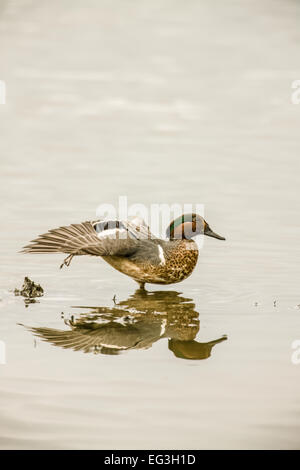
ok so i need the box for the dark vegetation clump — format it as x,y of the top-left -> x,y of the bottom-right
14,277 -> 44,301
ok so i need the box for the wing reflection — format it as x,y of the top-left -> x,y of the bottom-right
23,290 -> 227,360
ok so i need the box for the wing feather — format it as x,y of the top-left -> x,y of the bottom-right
21,219 -> 153,258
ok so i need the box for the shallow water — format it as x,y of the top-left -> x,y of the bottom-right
1,0 -> 300,449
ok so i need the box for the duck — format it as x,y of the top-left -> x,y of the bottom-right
22,213 -> 225,289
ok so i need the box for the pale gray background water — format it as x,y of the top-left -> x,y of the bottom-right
1,0 -> 300,449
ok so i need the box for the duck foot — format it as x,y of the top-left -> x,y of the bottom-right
60,254 -> 74,269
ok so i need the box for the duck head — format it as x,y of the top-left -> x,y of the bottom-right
166,213 -> 225,241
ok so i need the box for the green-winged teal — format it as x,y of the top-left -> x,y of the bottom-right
22,213 -> 225,289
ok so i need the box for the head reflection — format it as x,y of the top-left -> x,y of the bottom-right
23,290 -> 227,360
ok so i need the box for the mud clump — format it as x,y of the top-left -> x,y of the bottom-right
14,277 -> 44,302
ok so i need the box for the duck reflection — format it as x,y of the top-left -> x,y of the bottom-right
24,290 -> 227,360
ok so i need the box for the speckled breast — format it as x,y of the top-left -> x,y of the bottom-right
102,240 -> 199,285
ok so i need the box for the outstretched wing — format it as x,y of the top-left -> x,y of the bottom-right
126,216 -> 157,240
22,219 -> 155,258
92,216 -> 156,241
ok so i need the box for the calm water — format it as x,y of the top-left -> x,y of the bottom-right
1,0 -> 300,449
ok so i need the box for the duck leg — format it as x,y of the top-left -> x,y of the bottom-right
60,254 -> 74,269
138,281 -> 145,290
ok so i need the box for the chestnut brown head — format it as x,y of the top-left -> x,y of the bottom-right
166,213 -> 225,241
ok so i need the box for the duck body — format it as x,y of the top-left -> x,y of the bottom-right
103,238 -> 198,285
22,213 -> 224,289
